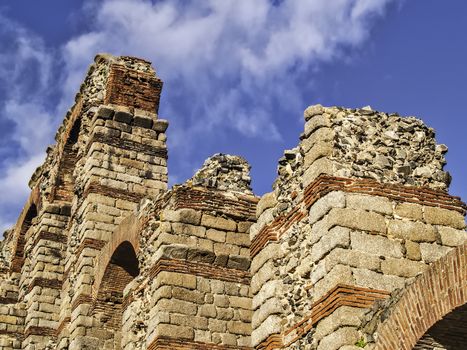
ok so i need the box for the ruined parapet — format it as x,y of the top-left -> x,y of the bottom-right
113,154 -> 258,349
190,153 -> 253,194
250,105 -> 466,349
300,105 -> 450,190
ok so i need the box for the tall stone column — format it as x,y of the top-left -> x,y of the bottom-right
250,105 -> 466,349
56,56 -> 169,349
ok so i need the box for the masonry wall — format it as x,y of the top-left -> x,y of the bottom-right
250,106 -> 467,349
0,55 -> 465,350
119,155 -> 257,349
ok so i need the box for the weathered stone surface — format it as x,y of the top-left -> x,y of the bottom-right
346,193 -> 393,215
419,243 -> 453,263
317,326 -> 360,350
381,257 -> 428,277
394,203 -> 423,221
201,214 -> 237,231
438,226 -> 467,246
309,191 -> 346,225
388,219 -> 437,242
350,231 -> 403,258
328,208 -> 386,234
423,206 -> 466,229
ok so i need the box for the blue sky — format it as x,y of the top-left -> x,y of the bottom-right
0,0 -> 466,232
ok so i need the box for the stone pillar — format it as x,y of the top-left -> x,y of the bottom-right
58,57 -> 168,349
250,105 -> 467,349
122,155 -> 257,349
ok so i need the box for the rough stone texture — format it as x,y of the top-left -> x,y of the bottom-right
0,56 -> 466,350
189,153 -> 253,195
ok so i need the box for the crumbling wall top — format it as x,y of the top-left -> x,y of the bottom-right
188,153 -> 253,195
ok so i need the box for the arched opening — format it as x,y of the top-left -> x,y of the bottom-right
414,303 -> 467,349
10,204 -> 38,273
53,118 -> 81,201
93,241 -> 139,348
373,243 -> 467,350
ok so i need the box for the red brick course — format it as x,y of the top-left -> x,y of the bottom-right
105,63 -> 163,113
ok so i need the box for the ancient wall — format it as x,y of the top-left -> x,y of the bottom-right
0,55 -> 465,350
250,106 -> 466,349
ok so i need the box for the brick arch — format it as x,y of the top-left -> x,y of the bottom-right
92,214 -> 142,299
374,242 -> 467,350
9,187 -> 41,273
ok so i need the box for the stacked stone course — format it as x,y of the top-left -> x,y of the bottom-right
0,55 -> 465,350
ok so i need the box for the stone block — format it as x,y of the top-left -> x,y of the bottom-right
155,323 -> 194,340
256,192 -> 277,219
252,280 -> 282,310
327,248 -> 381,272
314,306 -> 366,341
328,208 -> 386,234
252,297 -> 282,329
229,296 -> 251,310
420,243 -> 452,263
352,268 -> 405,292
314,265 -> 354,301
198,304 -> 217,318
227,255 -> 250,270
152,119 -> 169,132
381,257 -> 427,277
114,110 -> 133,124
201,214 -> 237,231
171,314 -> 208,329
309,191 -> 346,225
206,228 -> 226,243
226,232 -> 250,247
317,326 -> 360,350
387,219 -> 437,242
162,208 -> 202,225
303,140 -> 333,162
350,231 -> 403,258
405,240 -> 421,261
394,203 -> 423,221
304,104 -> 324,121
423,206 -> 466,229
251,314 -> 282,346
311,227 -> 350,262
304,113 -> 331,137
157,271 -> 197,289
171,222 -> 206,238
133,115 -> 153,129
303,157 -> 334,187
156,298 -> 197,316
228,320 -> 251,335
346,193 -> 393,215
238,221 -> 253,233
96,106 -> 114,119
251,260 -> 275,295
438,226 -> 467,246
208,318 -> 226,332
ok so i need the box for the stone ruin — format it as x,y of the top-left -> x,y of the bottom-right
0,54 -> 465,350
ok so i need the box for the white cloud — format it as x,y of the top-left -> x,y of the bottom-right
62,0 -> 397,143
0,0 -> 398,231
0,14 -> 56,233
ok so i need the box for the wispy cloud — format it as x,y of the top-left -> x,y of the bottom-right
0,0 -> 397,231
0,14 -> 58,232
